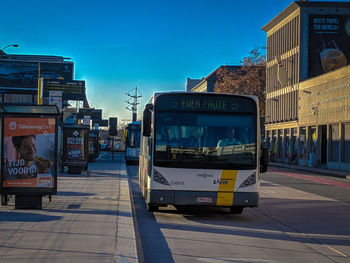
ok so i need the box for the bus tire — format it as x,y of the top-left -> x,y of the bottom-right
68,166 -> 82,174
147,203 -> 158,212
230,207 -> 244,214
175,205 -> 187,212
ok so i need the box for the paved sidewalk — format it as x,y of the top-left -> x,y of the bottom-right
269,162 -> 350,179
0,158 -> 138,263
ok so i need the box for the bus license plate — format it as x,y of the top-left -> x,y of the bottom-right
196,197 -> 212,203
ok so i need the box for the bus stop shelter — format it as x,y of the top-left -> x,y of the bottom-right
0,104 -> 59,209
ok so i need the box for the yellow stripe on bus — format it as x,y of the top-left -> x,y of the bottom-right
216,170 -> 238,206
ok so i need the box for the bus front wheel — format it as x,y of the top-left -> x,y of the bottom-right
147,203 -> 159,212
230,207 -> 244,214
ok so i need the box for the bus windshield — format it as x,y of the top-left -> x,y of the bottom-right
126,125 -> 141,148
154,112 -> 256,169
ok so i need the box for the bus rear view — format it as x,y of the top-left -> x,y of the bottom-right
139,92 -> 268,213
125,121 -> 141,164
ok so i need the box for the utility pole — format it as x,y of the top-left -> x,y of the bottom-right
125,86 -> 142,122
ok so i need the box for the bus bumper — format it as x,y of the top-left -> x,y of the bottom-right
148,190 -> 259,207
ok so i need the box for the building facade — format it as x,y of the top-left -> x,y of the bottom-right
263,1 -> 350,171
185,78 -> 202,92
0,53 -> 74,104
191,66 -> 241,92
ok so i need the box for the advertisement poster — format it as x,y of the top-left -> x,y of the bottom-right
2,117 -> 56,188
0,60 -> 73,88
308,15 -> 350,78
43,79 -> 86,101
64,129 -> 85,162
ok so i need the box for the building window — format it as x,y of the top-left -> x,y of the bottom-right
277,129 -> 282,159
284,128 -> 290,159
299,127 -> 306,159
4,94 -> 33,103
331,124 -> 339,162
343,123 -> 350,162
310,126 -> 316,154
291,128 -> 297,163
266,130 -> 271,148
271,130 -> 277,161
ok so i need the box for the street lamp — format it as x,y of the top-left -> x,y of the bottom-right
1,44 -> 19,51
0,44 -> 19,54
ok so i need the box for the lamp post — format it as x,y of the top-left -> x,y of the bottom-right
0,44 -> 19,54
0,43 -> 19,205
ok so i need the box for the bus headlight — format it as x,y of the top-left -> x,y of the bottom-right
153,169 -> 170,186
239,172 -> 256,188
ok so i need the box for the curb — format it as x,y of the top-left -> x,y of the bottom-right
115,162 -> 139,263
127,168 -> 145,263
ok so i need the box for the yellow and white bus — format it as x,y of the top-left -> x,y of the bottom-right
139,92 -> 268,213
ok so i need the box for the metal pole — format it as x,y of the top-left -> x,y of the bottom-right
125,86 -> 142,122
133,87 -> 137,121
37,62 -> 42,105
1,194 -> 8,206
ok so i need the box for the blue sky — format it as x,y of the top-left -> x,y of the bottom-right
0,0 -> 335,123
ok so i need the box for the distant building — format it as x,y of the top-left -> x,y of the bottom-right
0,53 -> 74,104
0,52 -> 89,108
191,66 -> 241,92
263,1 -> 350,171
185,78 -> 202,91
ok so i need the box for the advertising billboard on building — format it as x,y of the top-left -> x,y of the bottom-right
2,117 -> 57,190
308,15 -> 350,78
0,60 -> 73,89
43,79 -> 85,101
78,108 -> 102,121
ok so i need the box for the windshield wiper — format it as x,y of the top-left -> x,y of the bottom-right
182,152 -> 214,161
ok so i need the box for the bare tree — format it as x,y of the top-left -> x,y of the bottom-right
215,47 -> 266,115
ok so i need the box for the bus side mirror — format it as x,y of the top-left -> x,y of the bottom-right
260,147 -> 269,173
142,104 -> 153,137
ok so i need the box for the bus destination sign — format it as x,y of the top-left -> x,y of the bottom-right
156,94 -> 256,113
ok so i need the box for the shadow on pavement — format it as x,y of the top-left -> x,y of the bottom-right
127,164 -> 350,255
43,208 -> 132,217
179,197 -> 350,248
0,211 -> 62,222
157,219 -> 350,247
57,191 -> 95,197
127,165 -> 175,263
